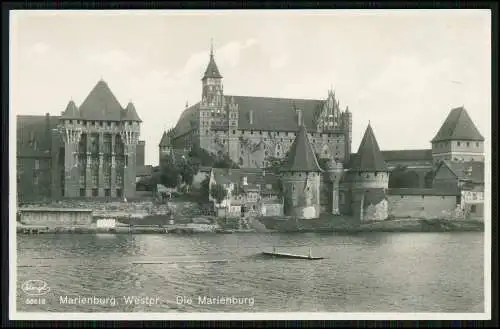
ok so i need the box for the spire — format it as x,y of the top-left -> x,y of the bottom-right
122,101 -> 142,122
210,37 -> 214,57
202,39 -> 223,80
61,100 -> 80,119
281,125 -> 322,173
349,123 -> 388,172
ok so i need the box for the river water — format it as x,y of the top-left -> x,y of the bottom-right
16,232 -> 484,313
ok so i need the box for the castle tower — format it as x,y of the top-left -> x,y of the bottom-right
59,79 -> 140,199
324,158 -> 344,215
199,40 -> 225,151
159,129 -> 173,165
431,106 -> 485,164
120,101 -> 142,199
342,106 -> 352,165
343,123 -> 389,221
59,100 -> 83,197
280,125 -> 323,219
227,96 -> 240,163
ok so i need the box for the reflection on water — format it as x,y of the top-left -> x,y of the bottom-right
16,232 -> 484,313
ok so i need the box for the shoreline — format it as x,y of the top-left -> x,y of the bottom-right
17,218 -> 484,235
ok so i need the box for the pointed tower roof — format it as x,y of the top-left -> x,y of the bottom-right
280,125 -> 322,172
122,101 -> 142,122
202,43 -> 223,80
61,100 -> 80,119
159,131 -> 171,147
79,80 -> 124,121
431,106 -> 484,142
349,123 -> 388,172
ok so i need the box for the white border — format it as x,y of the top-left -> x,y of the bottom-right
9,9 -> 492,321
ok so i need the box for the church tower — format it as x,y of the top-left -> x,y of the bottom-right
199,40 -> 225,152
280,125 -> 323,219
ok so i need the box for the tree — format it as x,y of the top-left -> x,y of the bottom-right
213,154 -> 239,169
158,155 -> 180,188
210,183 -> 228,206
388,165 -> 421,188
424,170 -> 435,188
265,155 -> 287,174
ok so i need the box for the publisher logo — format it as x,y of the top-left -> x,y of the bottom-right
21,280 -> 50,296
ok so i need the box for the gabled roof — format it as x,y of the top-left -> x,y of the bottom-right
381,149 -> 433,162
122,102 -> 142,122
281,125 -> 322,172
211,168 -> 280,192
431,107 -> 484,142
159,131 -> 171,147
61,100 -> 80,119
78,80 -> 124,121
202,52 -> 222,79
437,160 -> 484,184
349,124 -> 388,172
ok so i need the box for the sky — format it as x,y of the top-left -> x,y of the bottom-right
10,10 -> 491,166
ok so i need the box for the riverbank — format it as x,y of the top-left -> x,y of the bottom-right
17,218 -> 483,235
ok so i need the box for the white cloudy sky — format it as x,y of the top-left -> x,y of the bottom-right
11,10 -> 490,166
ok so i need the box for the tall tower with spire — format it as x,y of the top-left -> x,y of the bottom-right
199,40 -> 226,153
280,125 -> 323,219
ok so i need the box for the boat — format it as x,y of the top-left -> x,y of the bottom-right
260,246 -> 324,260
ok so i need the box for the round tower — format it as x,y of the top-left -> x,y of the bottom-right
280,125 -> 323,219
120,101 -> 142,200
346,123 -> 389,222
59,100 -> 83,198
325,158 -> 344,215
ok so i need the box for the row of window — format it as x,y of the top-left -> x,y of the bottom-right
77,188 -> 123,198
64,120 -> 136,127
436,141 -> 481,148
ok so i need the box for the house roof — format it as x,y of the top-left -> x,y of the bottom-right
78,80 -> 124,121
281,125 -> 322,172
61,100 -> 80,119
122,102 -> 142,122
172,94 -> 340,138
349,124 -> 388,172
136,165 -> 153,177
387,187 -> 460,196
439,160 -> 484,184
202,51 -> 223,79
381,149 -> 433,162
212,168 -> 280,192
431,107 -> 484,142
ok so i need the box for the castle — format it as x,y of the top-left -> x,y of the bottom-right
160,45 -> 352,169
163,45 -> 486,221
16,80 -> 145,201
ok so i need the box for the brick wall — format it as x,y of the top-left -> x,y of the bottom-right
387,194 -> 458,219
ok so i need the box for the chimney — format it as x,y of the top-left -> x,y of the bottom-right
249,110 -> 254,125
297,109 -> 303,126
